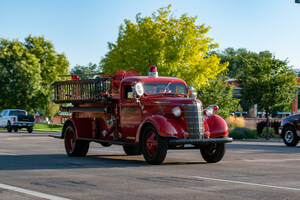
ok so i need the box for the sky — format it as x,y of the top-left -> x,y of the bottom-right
0,0 -> 299,70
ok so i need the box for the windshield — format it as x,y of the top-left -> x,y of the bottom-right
144,82 -> 187,95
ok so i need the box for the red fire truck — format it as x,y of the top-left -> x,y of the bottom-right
50,66 -> 232,164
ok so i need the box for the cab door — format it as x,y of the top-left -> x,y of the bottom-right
120,85 -> 142,142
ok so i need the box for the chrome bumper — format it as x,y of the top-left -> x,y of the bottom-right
168,137 -> 233,145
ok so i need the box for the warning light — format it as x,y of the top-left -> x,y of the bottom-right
148,66 -> 158,77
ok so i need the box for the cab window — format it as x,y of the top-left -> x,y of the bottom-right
123,85 -> 133,99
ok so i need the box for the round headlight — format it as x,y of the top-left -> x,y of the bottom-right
205,106 -> 214,117
172,107 -> 181,117
133,82 -> 144,97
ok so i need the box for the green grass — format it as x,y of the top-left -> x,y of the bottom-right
33,124 -> 63,132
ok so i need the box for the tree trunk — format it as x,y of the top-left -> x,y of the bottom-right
266,109 -> 269,140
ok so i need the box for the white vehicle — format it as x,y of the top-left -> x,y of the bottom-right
0,109 -> 35,133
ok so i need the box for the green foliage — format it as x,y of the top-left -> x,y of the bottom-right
198,73 -> 240,118
237,55 -> 297,120
70,63 -> 100,79
100,5 -> 228,90
261,127 -> 276,138
229,131 -> 246,139
210,47 -> 273,79
0,35 -> 69,117
229,127 -> 258,139
246,130 -> 258,139
34,124 -> 63,132
256,120 -> 281,135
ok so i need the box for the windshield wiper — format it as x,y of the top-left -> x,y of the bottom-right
163,81 -> 173,93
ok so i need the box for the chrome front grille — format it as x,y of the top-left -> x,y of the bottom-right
183,103 -> 205,139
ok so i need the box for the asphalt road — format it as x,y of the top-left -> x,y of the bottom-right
0,129 -> 300,200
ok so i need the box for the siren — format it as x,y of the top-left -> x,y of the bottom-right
148,66 -> 158,77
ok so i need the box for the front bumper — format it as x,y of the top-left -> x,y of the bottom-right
168,137 -> 233,145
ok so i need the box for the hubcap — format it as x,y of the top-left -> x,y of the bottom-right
145,131 -> 158,157
285,130 -> 294,143
66,130 -> 75,151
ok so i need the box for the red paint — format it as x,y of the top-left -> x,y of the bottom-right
205,115 -> 229,138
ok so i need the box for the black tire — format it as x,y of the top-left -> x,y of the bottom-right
200,143 -> 226,163
282,126 -> 299,147
27,127 -> 33,133
123,145 -> 142,155
64,124 -> 90,157
7,122 -> 12,132
141,126 -> 168,165
13,128 -> 18,132
100,142 -> 112,147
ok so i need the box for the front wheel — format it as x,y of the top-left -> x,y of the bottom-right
141,126 -> 168,165
64,124 -> 90,157
282,126 -> 299,147
200,143 -> 226,163
7,122 -> 12,132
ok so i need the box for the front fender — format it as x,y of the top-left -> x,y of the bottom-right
205,114 -> 229,138
135,115 -> 184,143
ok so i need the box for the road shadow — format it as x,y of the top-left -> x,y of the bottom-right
0,153 -> 205,170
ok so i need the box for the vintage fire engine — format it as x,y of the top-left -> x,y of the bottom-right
50,66 -> 232,164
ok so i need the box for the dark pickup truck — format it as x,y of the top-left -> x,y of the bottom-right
278,114 -> 300,146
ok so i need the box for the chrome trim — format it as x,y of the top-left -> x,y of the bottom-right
182,103 -> 204,139
169,137 -> 233,145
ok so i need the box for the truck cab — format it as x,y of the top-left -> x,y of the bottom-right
51,66 -> 232,164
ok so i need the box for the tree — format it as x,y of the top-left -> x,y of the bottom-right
210,47 -> 273,78
70,63 -> 100,79
100,5 -> 228,90
0,36 -> 69,117
198,73 -> 240,118
0,39 -> 41,113
237,56 -> 298,139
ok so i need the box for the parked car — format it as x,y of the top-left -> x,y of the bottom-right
278,114 -> 300,146
0,109 -> 35,133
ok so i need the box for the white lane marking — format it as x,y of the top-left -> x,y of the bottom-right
193,176 -> 300,192
0,152 -> 16,156
242,158 -> 300,162
0,183 -> 71,200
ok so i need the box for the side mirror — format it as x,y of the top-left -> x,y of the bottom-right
132,83 -> 144,98
128,92 -> 134,99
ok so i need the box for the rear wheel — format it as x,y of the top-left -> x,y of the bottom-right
283,126 -> 299,147
13,128 -> 18,132
27,127 -> 33,133
123,145 -> 142,155
64,124 -> 90,157
141,126 -> 168,165
7,122 -> 12,132
200,143 -> 226,163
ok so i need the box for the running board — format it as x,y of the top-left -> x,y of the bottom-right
49,133 -> 63,139
80,138 -> 138,146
